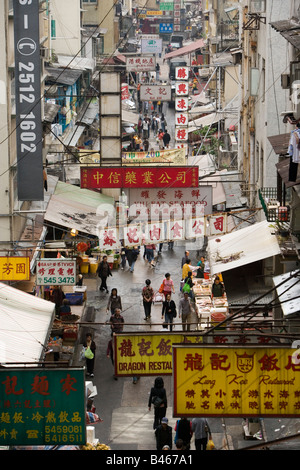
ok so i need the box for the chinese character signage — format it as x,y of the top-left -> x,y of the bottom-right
81,167 -> 198,189
175,113 -> 188,127
160,2 -> 174,11
121,83 -> 130,100
208,214 -> 227,236
37,259 -> 76,286
140,85 -> 171,102
175,67 -> 189,81
175,97 -> 189,112
175,128 -> 188,141
129,187 -> 213,220
114,333 -> 203,377
175,82 -> 189,96
126,56 -> 156,72
0,368 -> 86,446
0,257 -> 30,281
173,346 -> 300,417
159,22 -> 173,33
99,228 -> 120,250
122,147 -> 186,165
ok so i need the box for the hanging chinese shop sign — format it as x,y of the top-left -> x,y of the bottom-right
175,66 -> 189,81
126,56 -> 156,72
80,167 -> 198,189
175,97 -> 189,112
36,259 -> 76,286
173,346 -> 300,418
114,333 -> 203,377
122,147 -> 186,165
0,257 -> 30,281
175,82 -> 189,96
128,186 -> 213,220
140,84 -> 171,102
175,112 -> 188,127
0,368 -> 86,446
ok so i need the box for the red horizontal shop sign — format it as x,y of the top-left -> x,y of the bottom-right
80,167 -> 199,189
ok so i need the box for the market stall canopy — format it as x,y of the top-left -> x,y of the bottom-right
0,283 -> 55,366
207,220 -> 281,276
164,38 -> 206,60
273,270 -> 300,316
44,181 -> 115,236
122,109 -> 139,125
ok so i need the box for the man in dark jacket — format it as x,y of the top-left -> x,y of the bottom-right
155,417 -> 172,450
97,255 -> 112,293
162,129 -> 171,148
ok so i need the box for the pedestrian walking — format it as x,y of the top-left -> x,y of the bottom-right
196,256 -> 205,278
181,250 -> 190,268
143,138 -> 149,152
106,288 -> 122,315
178,292 -> 193,331
163,129 -> 171,149
146,243 -> 156,265
109,308 -> 124,334
142,279 -> 154,320
161,113 -> 166,132
106,335 -> 118,380
142,115 -> 150,139
97,255 -> 112,293
183,271 -> 195,299
148,376 -> 168,429
52,285 -> 65,317
191,417 -> 212,450
155,417 -> 172,451
174,417 -> 193,450
83,333 -> 96,377
156,62 -> 160,81
161,294 -> 177,331
120,246 -> 126,270
157,129 -> 164,149
160,272 -> 175,299
129,246 -> 139,273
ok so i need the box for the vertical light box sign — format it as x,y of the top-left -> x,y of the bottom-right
13,0 -> 44,201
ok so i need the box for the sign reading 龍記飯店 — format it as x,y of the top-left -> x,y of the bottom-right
173,346 -> 300,418
0,257 -> 30,281
114,333 -> 203,377
0,369 -> 86,446
36,259 -> 76,286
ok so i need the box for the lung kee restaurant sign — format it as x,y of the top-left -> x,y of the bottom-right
173,346 -> 300,418
80,167 -> 198,189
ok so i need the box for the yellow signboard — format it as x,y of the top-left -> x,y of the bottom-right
0,256 -> 30,281
173,346 -> 300,418
114,332 -> 203,377
122,147 -> 186,166
146,10 -> 163,15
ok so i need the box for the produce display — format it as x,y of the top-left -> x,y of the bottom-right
80,443 -> 111,450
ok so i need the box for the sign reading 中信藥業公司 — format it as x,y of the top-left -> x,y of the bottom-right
13,0 -> 44,201
114,333 -> 203,377
36,259 -> 76,286
140,84 -> 171,102
0,257 -> 30,281
0,368 -> 86,446
80,167 -> 198,189
173,345 -> 300,418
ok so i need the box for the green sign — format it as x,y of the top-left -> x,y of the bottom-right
160,2 -> 174,10
0,368 -> 86,446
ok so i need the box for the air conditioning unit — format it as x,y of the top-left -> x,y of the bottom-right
40,47 -> 50,60
292,81 -> 300,119
281,74 -> 290,89
251,0 -> 266,13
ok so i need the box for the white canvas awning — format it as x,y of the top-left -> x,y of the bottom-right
0,283 -> 55,366
188,112 -> 228,133
273,270 -> 300,316
207,220 -> 281,275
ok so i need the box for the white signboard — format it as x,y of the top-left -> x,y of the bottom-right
36,259 -> 76,286
141,38 -> 163,54
99,228 -> 120,250
140,84 -> 172,102
175,97 -> 189,112
175,66 -> 189,81
175,82 -> 189,96
126,56 -> 156,72
128,187 -> 212,221
175,112 -> 188,126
